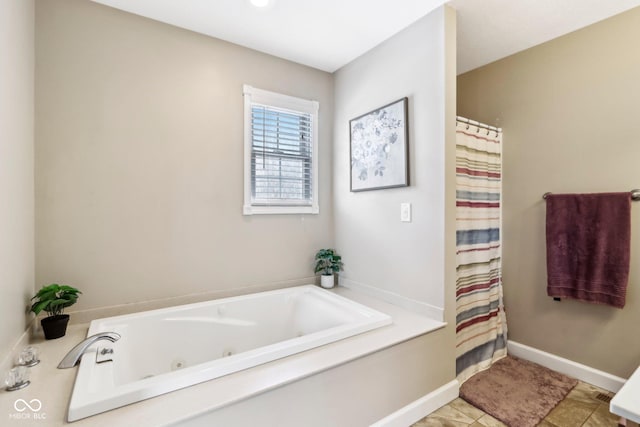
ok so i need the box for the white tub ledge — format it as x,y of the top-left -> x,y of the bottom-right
0,286 -> 446,427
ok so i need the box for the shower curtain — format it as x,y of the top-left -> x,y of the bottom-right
455,118 -> 507,384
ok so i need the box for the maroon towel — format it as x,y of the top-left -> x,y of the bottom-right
546,192 -> 631,308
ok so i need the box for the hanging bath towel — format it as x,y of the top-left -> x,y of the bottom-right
546,192 -> 631,308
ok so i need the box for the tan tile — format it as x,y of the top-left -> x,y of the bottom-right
584,381 -> 613,394
411,404 -> 475,427
475,413 -> 507,427
570,381 -> 614,402
412,416 -> 471,427
567,387 -> 601,405
537,421 -> 559,427
582,403 -> 621,427
587,383 -> 614,398
544,397 -> 598,427
449,398 -> 486,421
432,404 -> 476,423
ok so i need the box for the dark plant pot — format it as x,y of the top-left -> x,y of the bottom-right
41,314 -> 70,340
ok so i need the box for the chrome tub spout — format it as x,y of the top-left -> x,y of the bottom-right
58,332 -> 121,369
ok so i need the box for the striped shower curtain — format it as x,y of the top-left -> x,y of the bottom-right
455,118 -> 507,384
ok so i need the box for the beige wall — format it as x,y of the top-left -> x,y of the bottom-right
458,7 -> 640,378
35,0 -> 334,310
0,0 -> 35,363
334,7 -> 455,315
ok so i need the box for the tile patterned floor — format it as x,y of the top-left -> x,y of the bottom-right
412,381 -> 622,427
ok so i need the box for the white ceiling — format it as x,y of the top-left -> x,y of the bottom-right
91,0 -> 640,74
90,0 -> 446,72
451,0 -> 640,74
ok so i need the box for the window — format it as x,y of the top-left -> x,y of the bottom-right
243,85 -> 319,215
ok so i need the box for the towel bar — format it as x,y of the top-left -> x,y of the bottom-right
543,189 -> 640,201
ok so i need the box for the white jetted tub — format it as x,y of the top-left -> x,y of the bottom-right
67,285 -> 392,421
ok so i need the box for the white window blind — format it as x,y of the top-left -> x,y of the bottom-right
251,106 -> 312,204
243,85 -> 319,215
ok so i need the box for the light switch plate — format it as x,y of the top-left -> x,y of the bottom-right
400,203 -> 411,222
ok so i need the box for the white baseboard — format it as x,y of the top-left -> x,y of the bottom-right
371,380 -> 459,427
0,325 -> 32,379
508,341 -> 626,392
339,278 -> 444,322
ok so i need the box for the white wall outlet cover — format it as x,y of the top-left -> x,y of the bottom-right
400,203 -> 411,222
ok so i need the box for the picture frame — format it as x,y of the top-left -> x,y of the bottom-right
349,97 -> 409,192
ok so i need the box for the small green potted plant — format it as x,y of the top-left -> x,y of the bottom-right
31,284 -> 81,340
314,249 -> 343,289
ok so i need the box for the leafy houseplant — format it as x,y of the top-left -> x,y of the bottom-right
31,284 -> 81,340
314,249 -> 343,289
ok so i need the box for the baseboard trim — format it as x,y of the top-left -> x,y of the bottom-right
0,325 -> 32,380
508,341 -> 626,392
339,278 -> 444,322
371,380 -> 459,427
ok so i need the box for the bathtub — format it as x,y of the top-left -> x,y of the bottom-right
67,285 -> 392,421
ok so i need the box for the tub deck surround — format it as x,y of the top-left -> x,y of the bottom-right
68,286 -> 393,421
65,277 -> 318,325
0,286 -> 445,426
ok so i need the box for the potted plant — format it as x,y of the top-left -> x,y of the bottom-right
30,284 -> 81,340
314,249 -> 343,289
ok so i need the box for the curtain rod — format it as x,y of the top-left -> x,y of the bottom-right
456,116 -> 502,133
542,189 -> 640,201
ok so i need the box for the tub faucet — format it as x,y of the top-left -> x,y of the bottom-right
57,332 -> 121,369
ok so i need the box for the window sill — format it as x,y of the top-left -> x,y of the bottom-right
243,204 -> 319,215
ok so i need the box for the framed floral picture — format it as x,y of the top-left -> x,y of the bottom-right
349,97 -> 409,192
